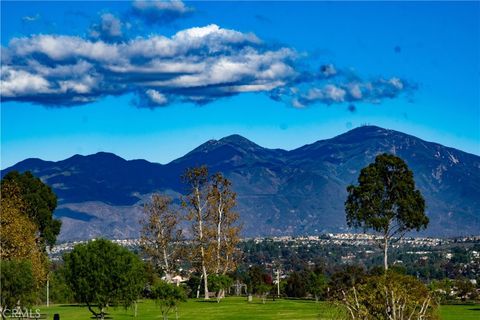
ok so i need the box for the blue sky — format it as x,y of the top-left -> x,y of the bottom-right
1,1 -> 479,169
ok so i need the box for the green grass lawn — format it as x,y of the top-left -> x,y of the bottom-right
37,297 -> 479,320
438,304 -> 480,320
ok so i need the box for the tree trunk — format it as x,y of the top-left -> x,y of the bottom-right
87,303 -> 100,319
383,235 -> 389,272
202,261 -> 209,299
163,247 -> 170,279
196,273 -> 203,299
216,201 -> 223,275
195,187 -> 209,299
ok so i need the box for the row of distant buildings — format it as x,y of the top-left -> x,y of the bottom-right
48,233 -> 479,260
248,233 -> 448,247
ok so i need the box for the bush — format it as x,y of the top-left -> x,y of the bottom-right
151,280 -> 186,320
340,271 -> 438,320
0,260 -> 36,309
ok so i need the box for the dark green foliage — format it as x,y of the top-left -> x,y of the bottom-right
285,271 -> 307,298
64,239 -> 145,319
450,247 -> 469,264
306,271 -> 328,301
150,280 -> 186,320
328,265 -> 366,300
246,265 -> 270,294
48,264 -> 75,304
346,153 -> 428,235
208,275 -> 233,294
345,154 -> 428,270
185,274 -> 202,298
256,283 -> 273,303
1,171 -> 61,248
0,260 -> 36,309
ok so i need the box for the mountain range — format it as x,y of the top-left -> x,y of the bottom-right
2,126 -> 479,241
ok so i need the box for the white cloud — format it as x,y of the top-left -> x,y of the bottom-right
133,0 -> 190,14
348,83 -> 363,99
1,25 -> 297,106
1,67 -> 52,97
145,89 -> 168,106
131,0 -> 193,25
90,13 -> 123,41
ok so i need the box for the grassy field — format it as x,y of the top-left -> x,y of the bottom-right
438,304 -> 480,320
37,297 -> 479,319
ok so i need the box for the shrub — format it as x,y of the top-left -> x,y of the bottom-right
340,271 -> 438,320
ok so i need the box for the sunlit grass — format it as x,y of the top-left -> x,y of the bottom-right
36,297 -> 479,319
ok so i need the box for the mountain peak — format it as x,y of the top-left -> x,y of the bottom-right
329,125 -> 397,144
2,126 -> 479,240
61,152 -> 126,164
343,125 -> 391,135
219,134 -> 261,148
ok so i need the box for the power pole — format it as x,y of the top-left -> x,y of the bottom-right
276,269 -> 280,297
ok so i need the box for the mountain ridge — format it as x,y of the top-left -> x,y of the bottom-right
3,126 -> 479,240
8,125 -> 479,168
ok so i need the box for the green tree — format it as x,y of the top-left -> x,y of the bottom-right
0,260 -> 36,313
48,264 -> 74,304
1,171 -> 61,249
208,274 -> 233,302
247,265 -> 266,294
328,266 -> 366,301
285,271 -> 307,298
306,272 -> 328,302
256,283 -> 272,304
150,280 -> 186,320
345,154 -> 428,271
0,179 -> 48,284
64,239 -> 145,319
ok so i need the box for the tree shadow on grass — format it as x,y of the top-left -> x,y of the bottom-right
194,300 -> 222,303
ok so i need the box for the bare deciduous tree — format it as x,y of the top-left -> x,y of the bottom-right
140,194 -> 182,280
183,166 -> 211,299
208,173 -> 239,275
208,173 -> 241,300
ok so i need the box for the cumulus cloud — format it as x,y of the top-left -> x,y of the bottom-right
144,89 -> 169,106
89,13 -> 123,42
1,19 -> 415,108
131,0 -> 193,25
291,76 -> 415,108
1,24 -> 296,106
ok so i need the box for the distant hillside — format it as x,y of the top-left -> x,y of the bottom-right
3,126 -> 479,240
